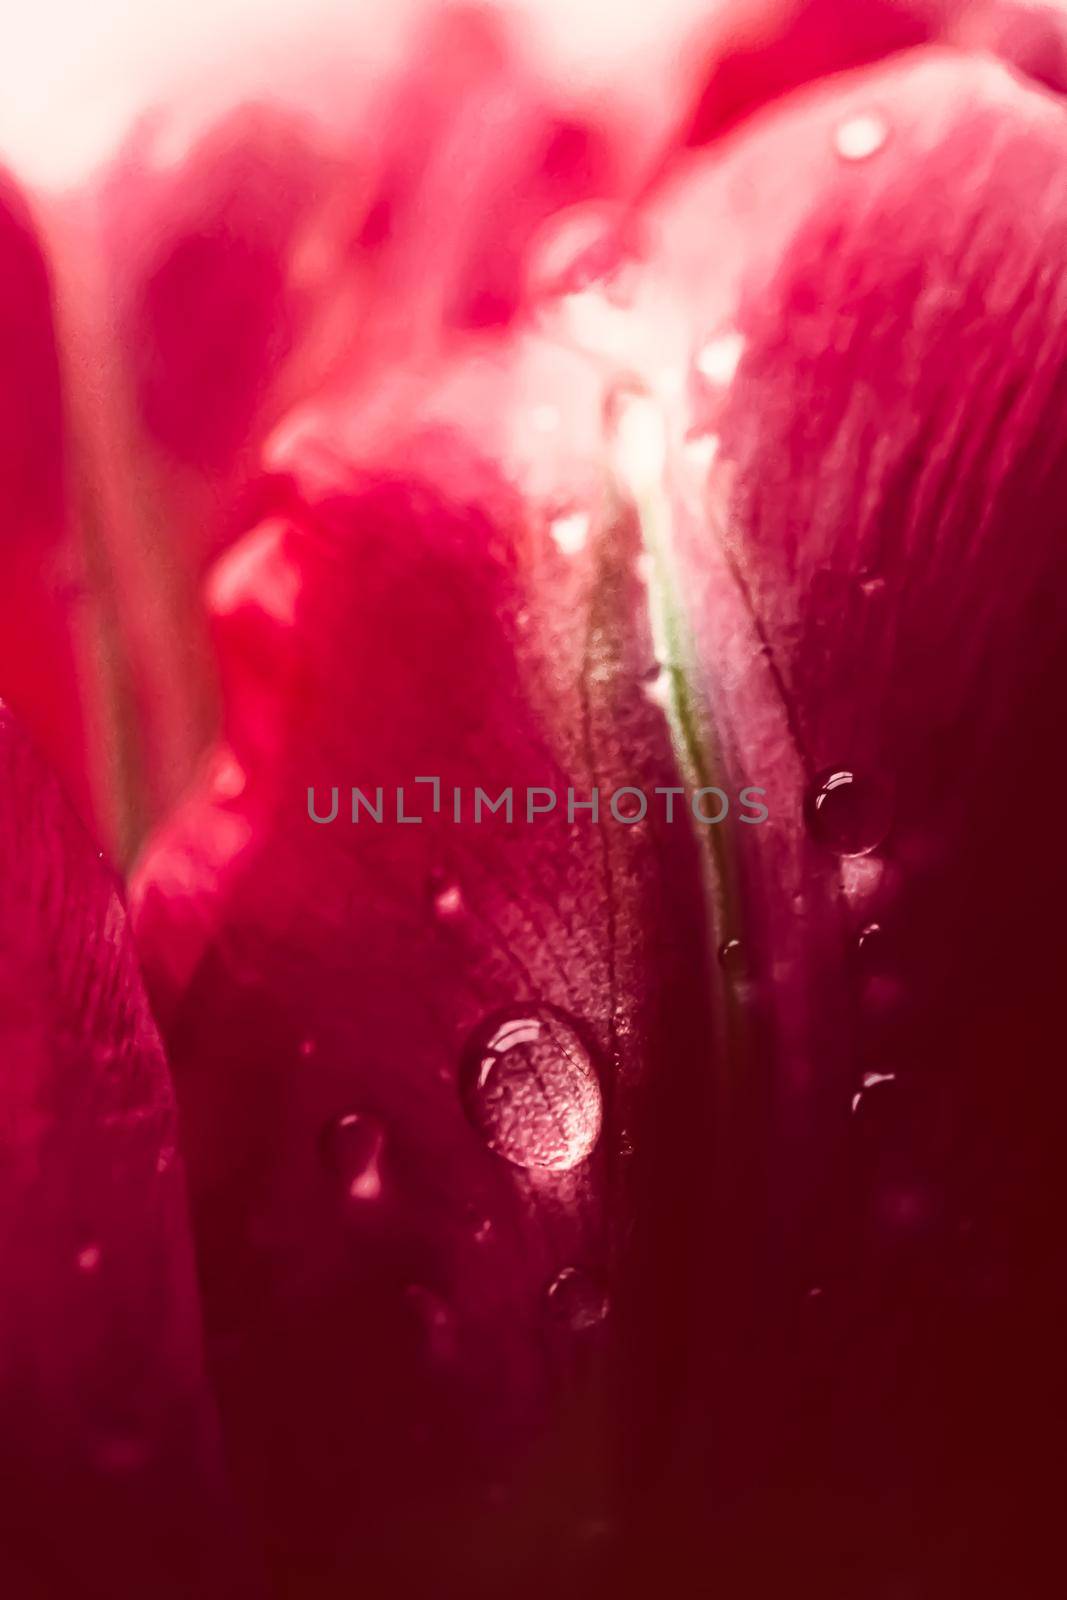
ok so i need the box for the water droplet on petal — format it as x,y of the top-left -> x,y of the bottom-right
299,1036 -> 318,1059
460,1007 -> 602,1172
851,1069 -> 897,1115
717,937 -> 746,976
695,330 -> 745,387
433,883 -> 464,919
857,922 -> 886,969
834,112 -> 889,162
805,769 -> 893,857
545,1266 -> 609,1330
321,1112 -> 386,1201
549,510 -> 590,556
77,1245 -> 102,1274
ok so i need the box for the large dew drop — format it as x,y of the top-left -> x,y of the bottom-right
804,768 -> 893,857
460,1007 -> 603,1172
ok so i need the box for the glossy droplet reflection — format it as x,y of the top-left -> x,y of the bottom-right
695,330 -> 745,387
545,1266 -> 609,1331
834,113 -> 889,163
433,883 -> 463,919
857,921 -> 889,974
851,1069 -> 897,1115
321,1111 -> 386,1201
460,1006 -> 602,1172
804,769 -> 893,857
717,937 -> 746,978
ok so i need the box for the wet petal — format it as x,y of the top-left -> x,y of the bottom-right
643,47 -> 1067,1592
132,333 -> 716,1593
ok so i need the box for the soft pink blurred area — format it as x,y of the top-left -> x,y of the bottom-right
6,0 -> 688,860
4,0 -> 1067,861
0,0 -> 707,188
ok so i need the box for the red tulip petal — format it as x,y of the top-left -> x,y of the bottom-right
132,332 -> 718,1594
0,173 -> 93,824
0,707 -> 244,1595
636,46 -> 1067,1592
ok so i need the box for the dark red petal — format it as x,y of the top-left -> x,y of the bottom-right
643,47 -> 1067,1593
132,335 -> 716,1595
0,707 -> 244,1596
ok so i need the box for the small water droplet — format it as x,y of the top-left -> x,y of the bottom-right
851,1069 -> 896,1115
472,1217 -> 493,1244
805,769 -> 893,857
549,509 -> 590,556
77,1245 -> 102,1274
460,1006 -> 603,1172
717,937 -> 746,978
857,922 -> 886,969
545,1266 -> 609,1330
433,883 -> 464,919
321,1112 -> 386,1201
299,1037 -> 318,1059
695,330 -> 745,387
834,112 -> 889,162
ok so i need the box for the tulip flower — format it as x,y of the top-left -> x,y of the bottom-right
3,2 -> 1067,1596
